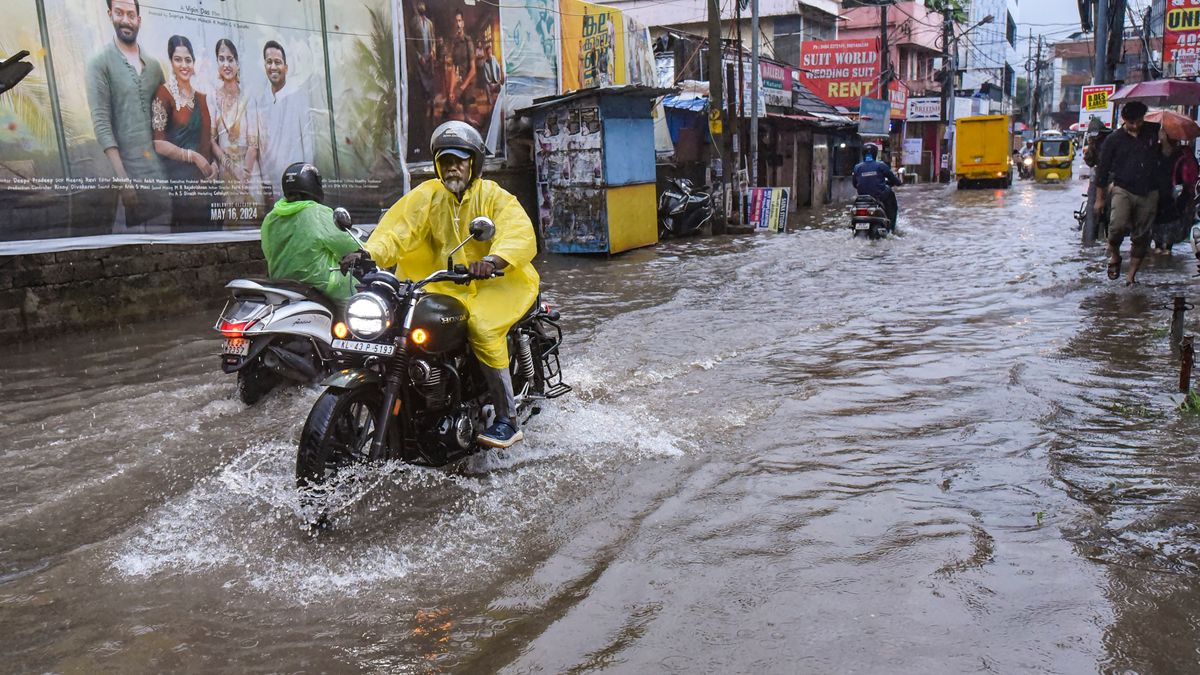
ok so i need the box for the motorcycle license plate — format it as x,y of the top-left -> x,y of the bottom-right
854,222 -> 871,231
332,338 -> 395,356
222,337 -> 249,356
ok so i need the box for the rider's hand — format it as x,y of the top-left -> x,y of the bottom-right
468,259 -> 496,279
339,250 -> 373,275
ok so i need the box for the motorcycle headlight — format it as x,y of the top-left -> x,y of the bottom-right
1023,158 -> 1033,166
346,292 -> 391,340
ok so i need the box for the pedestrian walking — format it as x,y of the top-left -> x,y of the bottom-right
1095,101 -> 1163,285
1151,128 -> 1199,254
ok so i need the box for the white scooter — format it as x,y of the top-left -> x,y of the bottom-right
215,208 -> 366,404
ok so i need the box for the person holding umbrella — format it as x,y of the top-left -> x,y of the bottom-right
1150,111 -> 1200,255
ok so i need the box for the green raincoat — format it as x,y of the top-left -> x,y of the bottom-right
260,199 -> 361,302
366,178 -> 539,369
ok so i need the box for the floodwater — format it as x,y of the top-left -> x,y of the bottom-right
3,178 -> 1200,673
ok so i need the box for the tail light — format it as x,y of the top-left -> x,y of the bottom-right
219,319 -> 257,338
854,208 -> 870,216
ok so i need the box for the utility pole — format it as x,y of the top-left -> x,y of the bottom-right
1025,29 -> 1034,130
706,0 -> 727,233
1095,0 -> 1109,86
1034,35 -> 1043,133
941,8 -> 953,182
751,0 -> 760,188
879,1 -> 891,96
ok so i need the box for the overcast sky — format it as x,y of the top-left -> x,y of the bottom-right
1017,0 -> 1089,46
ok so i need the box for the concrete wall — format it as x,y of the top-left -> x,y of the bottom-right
0,241 -> 266,345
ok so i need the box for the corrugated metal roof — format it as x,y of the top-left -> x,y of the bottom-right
516,85 -> 677,114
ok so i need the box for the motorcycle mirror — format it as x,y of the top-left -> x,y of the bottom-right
468,216 -> 496,242
333,207 -> 352,231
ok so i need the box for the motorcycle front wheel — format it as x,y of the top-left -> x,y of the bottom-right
296,387 -> 387,493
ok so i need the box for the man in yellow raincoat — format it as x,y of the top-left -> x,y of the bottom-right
342,121 -> 538,448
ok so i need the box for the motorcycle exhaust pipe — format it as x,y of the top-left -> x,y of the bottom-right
264,345 -> 319,383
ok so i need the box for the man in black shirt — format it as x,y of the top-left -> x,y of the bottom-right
1095,101 -> 1163,285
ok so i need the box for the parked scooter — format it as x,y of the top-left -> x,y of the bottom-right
214,208 -> 366,404
1018,155 -> 1034,180
658,178 -> 713,237
849,194 -> 892,240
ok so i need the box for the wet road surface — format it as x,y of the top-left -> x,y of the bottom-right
3,178 -> 1200,673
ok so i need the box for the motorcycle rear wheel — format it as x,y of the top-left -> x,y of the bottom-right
237,360 -> 278,405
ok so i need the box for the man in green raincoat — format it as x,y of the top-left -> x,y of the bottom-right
340,121 -> 539,449
260,162 -> 361,302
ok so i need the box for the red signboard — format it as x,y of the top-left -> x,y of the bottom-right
798,38 -> 881,108
1165,0 -> 1200,63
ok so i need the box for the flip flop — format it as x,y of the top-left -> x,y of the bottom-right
1107,256 -> 1122,280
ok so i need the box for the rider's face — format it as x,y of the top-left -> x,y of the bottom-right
438,154 -> 471,192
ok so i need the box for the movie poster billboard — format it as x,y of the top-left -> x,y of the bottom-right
560,0 -> 625,92
0,0 -> 401,242
797,38 -> 880,109
625,15 -> 655,87
402,0 -> 504,163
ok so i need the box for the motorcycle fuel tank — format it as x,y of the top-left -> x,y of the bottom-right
411,293 -> 469,355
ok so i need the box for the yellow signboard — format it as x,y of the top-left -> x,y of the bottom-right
709,108 -> 723,135
1082,85 -> 1114,112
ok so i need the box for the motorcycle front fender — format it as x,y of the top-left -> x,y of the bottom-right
321,368 -> 383,390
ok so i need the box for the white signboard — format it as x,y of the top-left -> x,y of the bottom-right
902,138 -> 923,165
907,97 -> 941,122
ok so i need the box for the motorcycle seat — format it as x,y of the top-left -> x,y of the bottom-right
245,278 -> 341,315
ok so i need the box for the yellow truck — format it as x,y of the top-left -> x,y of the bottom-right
955,115 -> 1013,189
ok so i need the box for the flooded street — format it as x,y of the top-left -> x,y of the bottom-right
4,179 -> 1200,673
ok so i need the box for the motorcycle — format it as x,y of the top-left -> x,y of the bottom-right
658,177 -> 713,238
849,194 -> 892,240
295,215 -> 571,525
214,207 -> 366,404
1018,155 -> 1034,180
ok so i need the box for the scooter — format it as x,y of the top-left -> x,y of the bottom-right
849,194 -> 892,240
214,208 -> 366,404
658,178 -> 713,238
1019,155 -> 1034,180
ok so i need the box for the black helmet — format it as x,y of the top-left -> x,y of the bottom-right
430,121 -> 486,187
282,162 -> 324,203
862,143 -> 879,161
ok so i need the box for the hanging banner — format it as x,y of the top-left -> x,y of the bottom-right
402,0 -> 504,163
560,0 -> 625,92
743,187 -> 789,232
1,0 -> 400,242
797,38 -> 880,109
500,0 -> 560,105
1164,1 -> 1200,63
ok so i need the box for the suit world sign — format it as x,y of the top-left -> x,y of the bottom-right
797,38 -> 881,109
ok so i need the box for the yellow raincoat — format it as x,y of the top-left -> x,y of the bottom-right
365,178 -> 539,369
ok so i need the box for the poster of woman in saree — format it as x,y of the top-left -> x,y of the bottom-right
208,38 -> 262,217
152,34 -> 217,228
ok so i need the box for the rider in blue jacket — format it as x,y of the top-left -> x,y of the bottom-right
852,143 -> 901,227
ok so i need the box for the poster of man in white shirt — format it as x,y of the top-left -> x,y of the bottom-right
257,39 -> 314,202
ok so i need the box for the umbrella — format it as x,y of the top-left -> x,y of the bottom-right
1110,79 -> 1200,106
1145,109 -> 1200,140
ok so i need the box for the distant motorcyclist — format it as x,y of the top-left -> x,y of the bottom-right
259,163 -> 361,303
340,121 -> 539,449
852,143 -> 901,226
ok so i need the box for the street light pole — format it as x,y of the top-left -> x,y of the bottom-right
750,0 -> 760,188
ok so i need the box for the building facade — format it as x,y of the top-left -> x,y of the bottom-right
958,0 -> 1020,111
